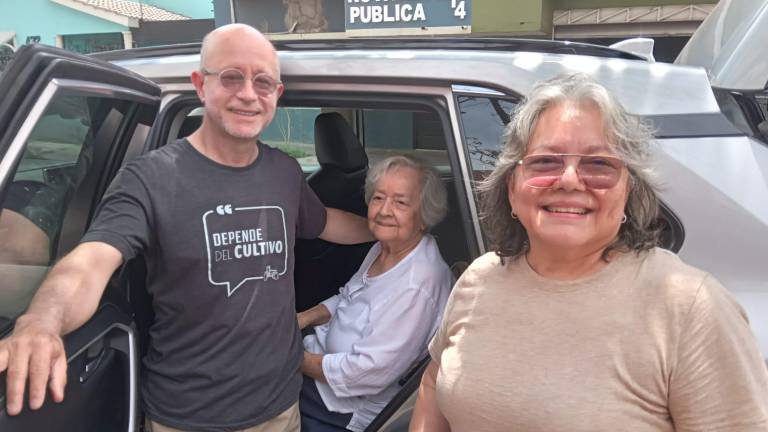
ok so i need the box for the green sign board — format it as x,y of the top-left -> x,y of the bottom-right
345,0 -> 471,30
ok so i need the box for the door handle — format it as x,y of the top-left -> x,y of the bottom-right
79,341 -> 106,384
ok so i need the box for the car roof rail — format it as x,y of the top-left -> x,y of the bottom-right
91,37 -> 645,62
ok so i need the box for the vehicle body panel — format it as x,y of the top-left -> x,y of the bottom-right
116,50 -> 720,117
676,0 -> 768,91
655,135 -> 768,355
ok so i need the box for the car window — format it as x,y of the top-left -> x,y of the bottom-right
261,107 -> 320,172
180,107 -> 451,174
62,33 -> 124,54
180,107 -> 321,173
756,93 -> 768,143
0,45 -> 13,77
757,94 -> 768,119
0,95 -> 124,321
362,109 -> 450,172
714,90 -> 755,137
456,95 -> 518,179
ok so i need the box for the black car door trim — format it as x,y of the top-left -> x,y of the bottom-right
0,78 -> 160,192
0,303 -> 138,432
64,321 -> 138,432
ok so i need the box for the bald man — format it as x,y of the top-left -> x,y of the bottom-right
0,24 -> 372,431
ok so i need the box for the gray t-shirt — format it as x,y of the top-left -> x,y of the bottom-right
82,139 -> 327,431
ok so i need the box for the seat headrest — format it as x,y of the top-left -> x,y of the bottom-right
314,113 -> 368,173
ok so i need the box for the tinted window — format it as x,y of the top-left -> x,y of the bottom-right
179,106 -> 451,173
362,109 -> 450,171
0,45 -> 12,76
0,95 -> 126,321
756,94 -> 768,119
457,95 -> 518,177
756,93 -> 768,143
62,33 -> 124,54
261,107 -> 320,172
181,107 -> 322,173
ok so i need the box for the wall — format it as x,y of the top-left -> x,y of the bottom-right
474,0 -> 554,35
0,0 -> 126,47
210,0 -> 718,37
552,0 -> 717,8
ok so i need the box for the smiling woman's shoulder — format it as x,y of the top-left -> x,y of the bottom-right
628,247 -> 746,320
455,252 -> 510,286
635,247 -> 710,288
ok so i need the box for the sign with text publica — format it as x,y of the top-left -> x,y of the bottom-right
346,0 -> 471,30
203,205 -> 288,297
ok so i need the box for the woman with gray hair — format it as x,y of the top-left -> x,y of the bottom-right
410,73 -> 768,431
298,155 -> 453,432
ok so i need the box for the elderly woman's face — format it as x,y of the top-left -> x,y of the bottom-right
507,101 -> 630,254
368,166 -> 424,247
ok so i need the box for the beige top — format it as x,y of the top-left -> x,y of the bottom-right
429,248 -> 768,432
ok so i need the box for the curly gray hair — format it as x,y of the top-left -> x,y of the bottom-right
478,72 -> 661,261
365,155 -> 448,230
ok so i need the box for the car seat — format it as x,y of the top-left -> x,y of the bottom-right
294,113 -> 374,312
306,112 -> 369,214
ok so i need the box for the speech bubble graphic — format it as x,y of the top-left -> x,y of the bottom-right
202,205 -> 288,297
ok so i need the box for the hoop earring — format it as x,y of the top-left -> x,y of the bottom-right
621,214 -> 628,224
511,210 -> 518,220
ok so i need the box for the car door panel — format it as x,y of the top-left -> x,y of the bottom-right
0,301 -> 137,432
0,44 -> 160,431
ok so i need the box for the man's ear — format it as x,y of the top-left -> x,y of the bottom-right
191,70 -> 205,103
275,83 -> 285,99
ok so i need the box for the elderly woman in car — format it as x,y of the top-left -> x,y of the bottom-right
298,155 -> 453,432
410,73 -> 768,432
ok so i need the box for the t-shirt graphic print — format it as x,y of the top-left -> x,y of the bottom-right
203,204 -> 289,296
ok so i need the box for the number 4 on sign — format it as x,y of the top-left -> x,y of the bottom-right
451,0 -> 467,19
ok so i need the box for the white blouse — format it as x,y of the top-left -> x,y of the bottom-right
303,234 -> 452,432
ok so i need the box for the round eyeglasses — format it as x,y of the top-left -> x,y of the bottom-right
202,68 -> 282,96
514,153 -> 626,190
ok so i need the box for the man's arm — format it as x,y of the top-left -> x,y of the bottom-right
318,208 -> 374,244
301,351 -> 327,383
0,241 -> 123,415
297,303 -> 331,330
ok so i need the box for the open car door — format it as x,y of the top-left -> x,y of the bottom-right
0,44 -> 160,431
676,0 -> 768,92
676,0 -> 768,141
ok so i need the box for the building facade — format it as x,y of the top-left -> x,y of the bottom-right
213,0 -> 718,61
0,0 -> 214,56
